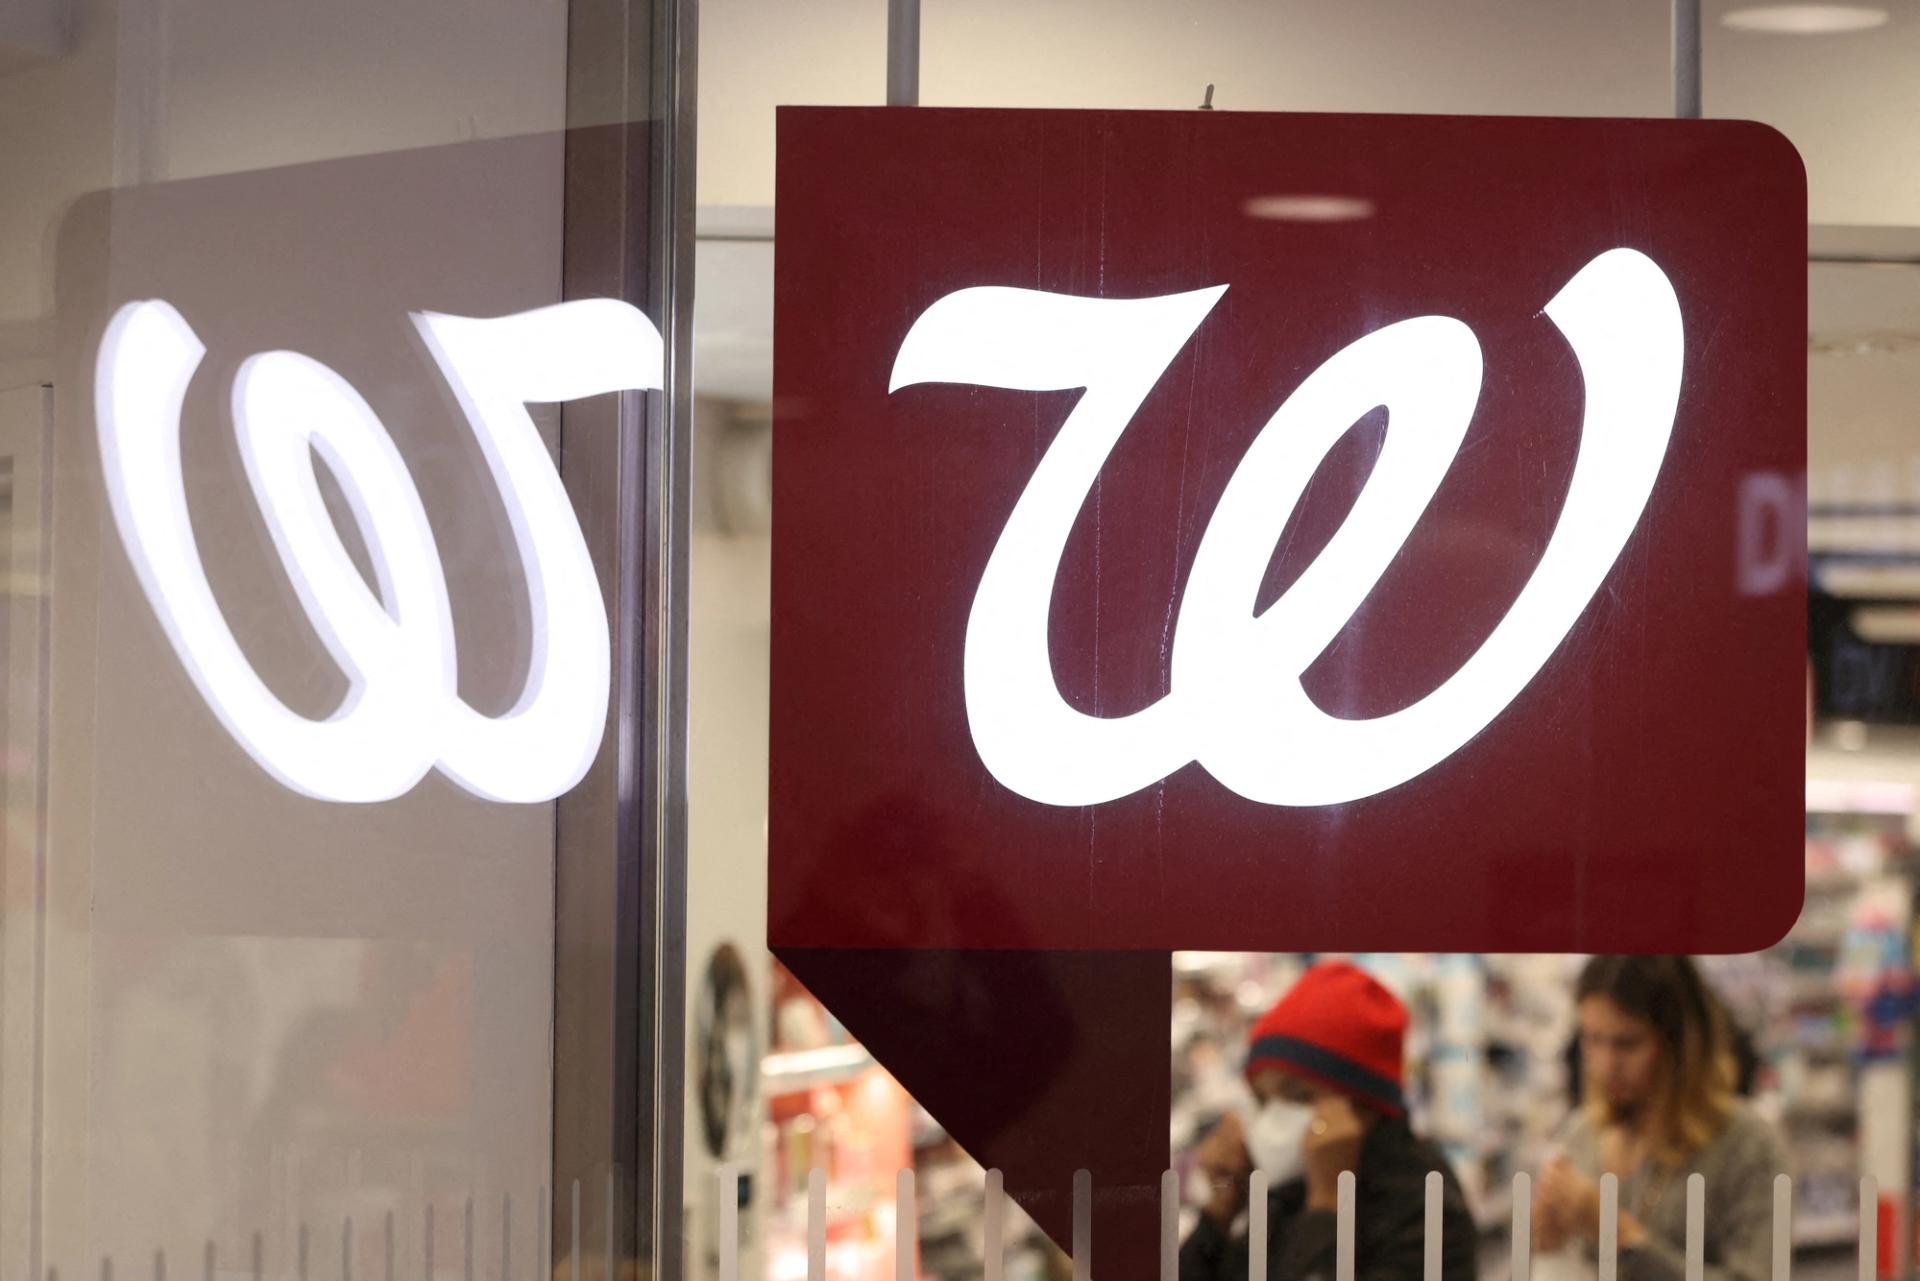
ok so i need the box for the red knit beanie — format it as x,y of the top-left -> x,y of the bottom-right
1245,962 -> 1408,1117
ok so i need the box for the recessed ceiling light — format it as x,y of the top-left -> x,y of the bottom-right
1722,5 -> 1889,34
1242,195 -> 1374,223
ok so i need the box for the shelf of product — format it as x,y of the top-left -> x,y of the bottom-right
760,962 -> 1065,1281
764,1045 -> 878,1094
763,963 -> 916,1281
1793,1212 -> 1864,1249
1748,811 -> 1915,1253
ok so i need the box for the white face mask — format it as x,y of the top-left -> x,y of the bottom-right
1244,1099 -> 1314,1185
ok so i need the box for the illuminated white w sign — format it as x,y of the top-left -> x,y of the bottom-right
96,298 -> 662,804
890,248 -> 1683,807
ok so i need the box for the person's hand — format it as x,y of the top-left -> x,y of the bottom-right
1532,1158 -> 1574,1253
1195,1111 -> 1252,1224
1537,1158 -> 1603,1244
1303,1096 -> 1367,1212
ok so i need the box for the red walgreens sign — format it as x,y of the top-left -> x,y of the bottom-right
770,107 -> 1805,1271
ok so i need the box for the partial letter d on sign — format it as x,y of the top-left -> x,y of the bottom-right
1738,471 -> 1803,597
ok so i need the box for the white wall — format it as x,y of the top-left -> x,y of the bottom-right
683,397 -> 773,1281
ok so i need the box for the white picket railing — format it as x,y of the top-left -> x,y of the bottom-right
717,1168 -> 1888,1281
26,1166 -> 1886,1280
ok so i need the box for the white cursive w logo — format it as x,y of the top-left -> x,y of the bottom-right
96,298 -> 662,804
889,248 -> 1683,807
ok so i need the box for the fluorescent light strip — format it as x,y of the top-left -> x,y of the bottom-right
1723,5 -> 1888,33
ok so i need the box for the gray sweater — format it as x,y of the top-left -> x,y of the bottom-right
1556,1104 -> 1789,1281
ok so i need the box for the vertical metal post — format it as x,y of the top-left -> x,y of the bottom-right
887,0 -> 920,106
648,0 -> 698,1275
555,0 -> 695,1275
1672,0 -> 1702,118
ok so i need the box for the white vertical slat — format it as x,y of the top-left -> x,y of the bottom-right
1249,1171 -> 1272,1281
537,1186 -> 549,1281
1336,1171 -> 1357,1281
983,1170 -> 1006,1281
1772,1174 -> 1793,1281
897,1170 -> 917,1281
1860,1176 -> 1879,1281
1423,1172 -> 1443,1281
1072,1171 -> 1092,1281
808,1170 -> 827,1281
500,1193 -> 512,1281
718,1167 -> 739,1281
1686,1174 -> 1706,1281
605,1173 -> 616,1281
1511,1174 -> 1533,1281
1161,1170 -> 1180,1281
570,1180 -> 581,1281
1599,1173 -> 1619,1281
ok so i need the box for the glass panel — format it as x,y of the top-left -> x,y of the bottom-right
0,2 -> 689,1278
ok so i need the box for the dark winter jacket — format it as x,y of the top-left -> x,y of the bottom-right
1179,1119 -> 1478,1281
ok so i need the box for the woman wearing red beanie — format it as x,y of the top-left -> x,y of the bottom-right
1180,962 -> 1479,1281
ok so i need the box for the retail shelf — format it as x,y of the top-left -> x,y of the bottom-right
1174,951 -> 1250,976
1794,1214 -> 1863,1247
920,1202 -> 979,1238
763,1044 -> 876,1095
1805,778 -> 1916,815
1787,980 -> 1842,1007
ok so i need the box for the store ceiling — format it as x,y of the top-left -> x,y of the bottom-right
698,0 -> 1920,225
694,1 -> 1920,404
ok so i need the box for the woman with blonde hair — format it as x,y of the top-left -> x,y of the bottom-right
1533,956 -> 1786,1281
